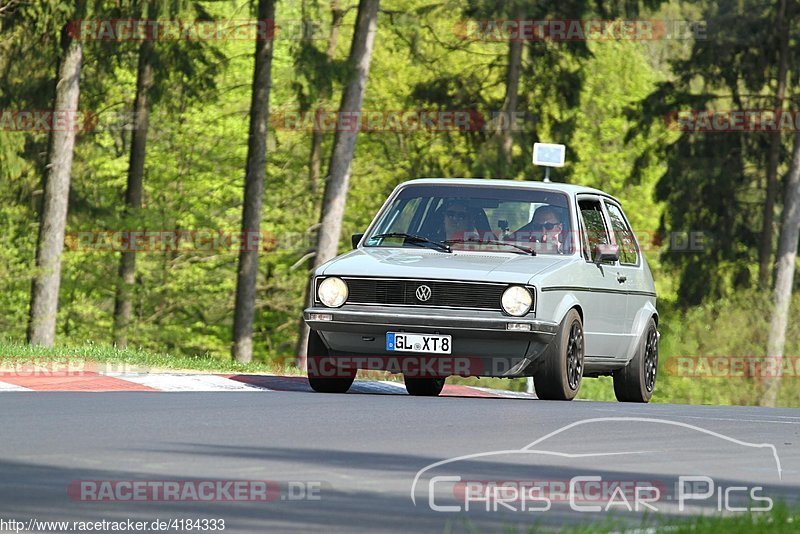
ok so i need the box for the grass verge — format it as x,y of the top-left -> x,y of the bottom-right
557,502 -> 799,533
0,338 -> 291,375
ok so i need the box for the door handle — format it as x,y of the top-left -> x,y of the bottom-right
617,275 -> 627,283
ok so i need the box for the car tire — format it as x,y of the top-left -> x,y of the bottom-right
534,309 -> 584,401
307,330 -> 355,394
404,377 -> 445,397
613,318 -> 658,403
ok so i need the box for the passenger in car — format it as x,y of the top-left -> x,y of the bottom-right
518,205 -> 565,254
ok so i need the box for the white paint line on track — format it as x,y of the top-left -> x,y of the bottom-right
0,381 -> 32,391
634,408 -> 800,420
376,380 -> 407,390
102,373 -> 268,392
470,387 -> 536,399
663,415 -> 800,425
351,380 -> 407,394
592,407 -> 800,425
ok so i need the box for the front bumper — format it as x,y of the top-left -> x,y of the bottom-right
303,305 -> 558,377
304,305 -> 558,335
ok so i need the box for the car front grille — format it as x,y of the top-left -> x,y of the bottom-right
329,277 -> 510,311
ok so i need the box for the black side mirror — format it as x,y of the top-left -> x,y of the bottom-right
351,233 -> 365,249
594,243 -> 620,265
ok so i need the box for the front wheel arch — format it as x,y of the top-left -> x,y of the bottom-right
614,317 -> 658,403
621,304 -> 659,364
547,292 -> 583,327
533,308 -> 584,401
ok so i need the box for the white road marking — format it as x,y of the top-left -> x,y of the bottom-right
376,380 -> 407,390
0,372 -> 562,398
657,415 -> 800,425
350,380 -> 407,394
102,373 -> 268,392
0,381 -> 31,391
471,387 -> 536,399
592,407 -> 800,425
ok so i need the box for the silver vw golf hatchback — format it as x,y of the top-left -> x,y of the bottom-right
304,179 -> 658,402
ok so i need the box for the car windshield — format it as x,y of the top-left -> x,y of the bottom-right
365,183 -> 574,255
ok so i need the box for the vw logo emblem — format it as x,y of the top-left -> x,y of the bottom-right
415,285 -> 432,302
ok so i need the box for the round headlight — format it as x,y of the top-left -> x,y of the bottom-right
318,277 -> 348,308
501,286 -> 532,317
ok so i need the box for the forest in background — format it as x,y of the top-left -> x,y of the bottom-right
2,0 -> 800,406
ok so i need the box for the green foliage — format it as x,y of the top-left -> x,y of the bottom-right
655,290 -> 800,407
629,0 -> 797,306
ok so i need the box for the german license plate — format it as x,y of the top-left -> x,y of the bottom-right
386,332 -> 451,354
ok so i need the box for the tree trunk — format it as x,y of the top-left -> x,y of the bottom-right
312,0 -> 379,268
27,17 -> 84,346
497,8 -> 523,177
296,0 -> 344,368
296,0 -> 379,367
113,37 -> 154,349
761,131 -> 800,407
308,0 -> 343,194
231,0 -> 277,363
758,0 -> 789,288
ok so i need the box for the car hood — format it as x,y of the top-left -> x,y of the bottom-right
319,247 -> 571,285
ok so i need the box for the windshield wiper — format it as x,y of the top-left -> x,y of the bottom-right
370,233 -> 452,253
444,238 -> 536,256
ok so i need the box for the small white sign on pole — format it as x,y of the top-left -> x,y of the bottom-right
532,143 -> 566,167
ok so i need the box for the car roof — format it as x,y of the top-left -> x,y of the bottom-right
400,178 -> 621,204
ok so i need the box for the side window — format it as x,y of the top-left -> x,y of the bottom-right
578,199 -> 610,262
605,203 -> 639,265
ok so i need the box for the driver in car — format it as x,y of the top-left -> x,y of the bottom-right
433,199 -> 485,250
442,199 -> 479,241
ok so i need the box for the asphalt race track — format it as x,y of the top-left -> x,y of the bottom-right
0,390 -> 798,532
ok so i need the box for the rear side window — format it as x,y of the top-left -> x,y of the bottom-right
578,199 -> 610,262
605,202 -> 639,265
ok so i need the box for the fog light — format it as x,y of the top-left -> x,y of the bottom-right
507,323 -> 532,331
308,313 -> 333,321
